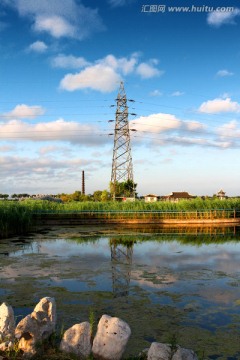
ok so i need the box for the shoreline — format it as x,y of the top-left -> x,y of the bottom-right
34,213 -> 240,226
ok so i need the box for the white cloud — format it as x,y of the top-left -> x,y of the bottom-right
216,69 -> 234,77
51,54 -> 90,69
28,40 -> 48,53
131,113 -> 206,135
0,154 -> 103,183
0,119 -> 108,145
198,97 -> 240,114
207,8 -> 240,27
3,0 -> 105,40
149,90 -> 162,97
60,64 -> 121,92
60,54 -> 162,92
171,91 -> 184,97
183,121 -> 206,132
131,113 -> 182,133
217,120 -> 240,139
34,15 -> 75,38
136,62 -> 162,79
101,54 -> 138,75
2,104 -> 45,120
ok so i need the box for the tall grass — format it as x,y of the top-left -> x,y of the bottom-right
1,198 -> 240,238
0,201 -> 34,238
26,198 -> 240,213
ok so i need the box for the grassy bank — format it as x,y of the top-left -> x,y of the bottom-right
28,197 -> 240,212
1,198 -> 240,238
0,201 -> 34,238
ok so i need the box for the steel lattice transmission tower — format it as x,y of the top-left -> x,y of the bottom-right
111,82 -> 134,200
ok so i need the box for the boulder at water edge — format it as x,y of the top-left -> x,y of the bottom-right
172,346 -> 198,360
0,302 -> 15,351
60,322 -> 92,358
15,297 -> 56,357
147,342 -> 172,360
92,314 -> 131,360
147,342 -> 198,360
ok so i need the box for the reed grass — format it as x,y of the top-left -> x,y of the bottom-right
1,198 -> 240,238
0,201 -> 33,238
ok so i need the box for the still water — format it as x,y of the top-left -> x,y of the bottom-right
0,225 -> 240,359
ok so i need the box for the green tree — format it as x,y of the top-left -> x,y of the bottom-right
93,190 -> 102,202
0,194 -> 9,199
71,190 -> 82,201
109,180 -> 137,199
101,190 -> 111,202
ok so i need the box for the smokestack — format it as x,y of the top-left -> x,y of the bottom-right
82,170 -> 85,195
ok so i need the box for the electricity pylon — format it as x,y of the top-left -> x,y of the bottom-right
111,82 -> 134,200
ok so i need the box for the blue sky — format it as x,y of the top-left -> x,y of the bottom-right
0,0 -> 240,196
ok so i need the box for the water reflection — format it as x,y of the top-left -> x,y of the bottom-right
110,239 -> 134,298
0,225 -> 240,358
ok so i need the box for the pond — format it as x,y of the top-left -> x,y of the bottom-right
0,225 -> 240,359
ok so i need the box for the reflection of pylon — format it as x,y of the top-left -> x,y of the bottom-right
111,82 -> 134,200
110,240 -> 133,298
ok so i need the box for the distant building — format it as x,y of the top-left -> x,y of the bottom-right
144,194 -> 159,202
162,191 -> 196,202
216,189 -> 226,200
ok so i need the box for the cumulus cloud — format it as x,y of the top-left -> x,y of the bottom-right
60,54 -> 163,92
216,69 -> 234,77
51,54 -> 90,69
207,8 -> 240,27
0,119 -> 108,145
198,97 -> 240,114
131,113 -> 181,133
217,120 -> 240,139
131,113 -> 206,136
3,0 -> 105,40
60,64 -> 122,92
136,62 -> 162,79
0,154 -> 103,183
1,104 -> 45,120
34,15 -> 75,38
129,113 -> 233,148
28,40 -> 48,53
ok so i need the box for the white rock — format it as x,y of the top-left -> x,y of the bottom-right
33,296 -> 56,338
92,314 -> 131,360
147,342 -> 172,360
0,302 -> 15,347
15,297 -> 56,357
172,346 -> 198,360
60,322 -> 91,358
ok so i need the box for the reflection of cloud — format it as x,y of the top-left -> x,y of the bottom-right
199,287 -> 239,305
131,269 -> 178,289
